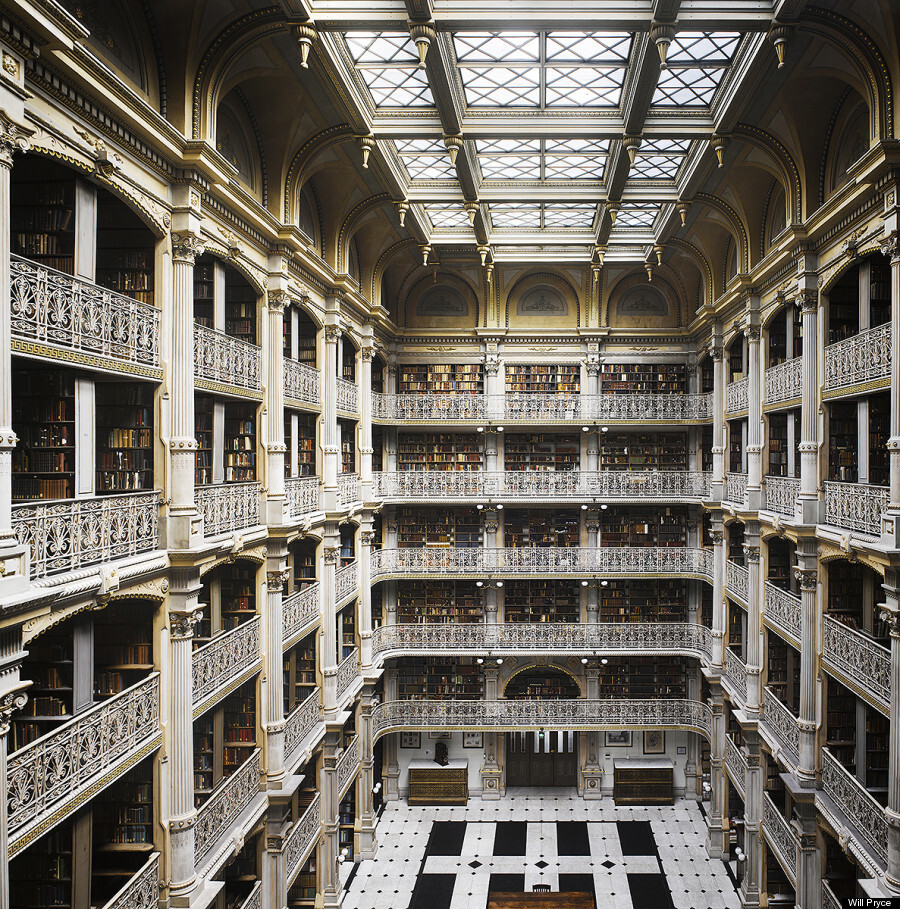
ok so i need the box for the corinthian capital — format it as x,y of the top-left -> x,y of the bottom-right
267,290 -> 290,313
793,567 -> 817,592
0,111 -> 33,168
324,326 -> 342,343
172,232 -> 205,265
0,688 -> 29,736
169,608 -> 204,639
267,569 -> 289,592
361,346 -> 377,362
881,233 -> 900,265
797,290 -> 817,313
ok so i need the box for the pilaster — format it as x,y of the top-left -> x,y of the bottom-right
320,730 -> 342,908
265,552 -> 289,789
265,290 -> 288,525
739,730 -> 763,909
710,520 -> 726,672
797,288 -> 820,525
795,537 -> 818,787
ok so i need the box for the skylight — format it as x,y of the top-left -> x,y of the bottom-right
476,138 -> 608,182
488,203 -> 597,230
613,203 -> 659,230
394,139 -> 458,182
651,32 -> 742,108
628,139 -> 692,181
423,204 -> 473,230
343,32 -> 436,108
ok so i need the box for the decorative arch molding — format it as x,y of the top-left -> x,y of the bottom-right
234,86 -> 268,207
603,272 -> 683,328
817,547 -> 886,578
694,193 -> 750,274
403,272 -> 481,326
761,298 -> 790,332
283,125 -> 356,222
504,272 -> 580,327
819,240 -> 885,295
371,238 -> 421,308
666,238 -> 714,308
200,238 -> 269,297
336,193 -> 394,274
503,662 -> 583,698
733,124 -> 802,224
191,7 -> 284,141
199,550 -> 267,579
798,7 -> 894,141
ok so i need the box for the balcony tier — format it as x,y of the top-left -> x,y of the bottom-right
194,323 -> 261,395
194,482 -> 262,538
193,618 -> 262,715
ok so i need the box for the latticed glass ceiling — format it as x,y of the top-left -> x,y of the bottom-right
343,32 -> 436,107
475,138 -> 609,182
651,32 -> 742,107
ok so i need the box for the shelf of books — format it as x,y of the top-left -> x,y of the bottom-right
825,676 -> 857,773
96,194 -> 155,306
9,821 -> 74,909
828,400 -> 857,482
297,317 -> 317,367
728,421 -> 744,473
599,579 -> 686,622
599,363 -> 686,394
295,412 -> 316,476
398,506 -> 482,548
504,509 -> 579,547
504,433 -> 579,471
397,657 -> 483,700
827,561 -> 864,631
865,706 -> 888,805
767,413 -> 788,477
194,712 -> 216,807
768,305 -> 803,365
729,343 -> 744,385
225,270 -> 256,346
222,834 -> 260,906
340,607 -> 356,659
767,541 -> 793,591
397,580 -> 483,624
398,363 -> 483,394
505,667 -> 580,699
339,526 -> 355,568
341,345 -> 355,382
504,579 -> 579,623
870,257 -> 891,328
224,681 -> 257,776
598,506 -> 686,547
339,789 -> 355,861
225,402 -> 256,482
599,432 -> 687,471
96,381 -> 154,493
505,364 -> 580,393
284,631 -> 318,713
12,627 -> 73,751
398,432 -> 483,471
221,563 -> 257,631
869,393 -> 889,486
11,158 -> 75,274
728,602 -> 745,648
339,419 -> 355,474
195,394 -> 214,486
597,657 -> 687,698
94,602 -> 154,699
766,634 -> 800,714
194,259 -> 215,328
12,365 -> 75,501
292,540 -> 317,590
287,853 -> 317,907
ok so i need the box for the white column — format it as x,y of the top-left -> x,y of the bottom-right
740,733 -> 763,909
710,519 -> 726,672
320,731 -> 342,907
879,571 -> 900,893
359,343 -> 375,499
321,532 -> 340,718
706,686 -> 727,857
798,291 -> 819,524
359,520 -> 375,671
884,234 -> 900,512
485,352 -> 503,421
265,555 -> 288,789
745,319 -> 763,511
710,337 -> 726,501
795,541 -> 819,788
322,322 -> 340,511
266,291 -> 288,525
743,530 -> 761,715
585,514 -> 599,621
356,688 -> 377,858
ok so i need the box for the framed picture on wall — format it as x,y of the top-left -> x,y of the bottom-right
400,732 -> 421,749
605,731 -> 631,747
643,731 -> 665,754
463,731 -> 483,748
428,731 -> 452,739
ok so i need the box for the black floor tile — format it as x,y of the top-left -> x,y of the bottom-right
493,821 -> 528,856
559,873 -> 597,906
489,873 -> 525,894
617,820 -> 657,856
557,820 -> 591,855
427,821 -> 467,856
627,873 -> 675,909
409,873 -> 457,909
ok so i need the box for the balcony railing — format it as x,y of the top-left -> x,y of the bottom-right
337,734 -> 361,797
285,476 -> 319,519
194,323 -> 261,392
373,622 -> 712,661
372,470 -> 712,502
194,482 -> 262,537
99,852 -> 159,909
336,560 -> 358,602
195,750 -> 261,868
724,648 -> 747,701
764,582 -> 801,647
236,881 -> 262,909
371,547 -> 713,581
764,476 -> 799,518
373,699 -> 712,739
822,615 -> 890,711
726,560 -> 749,603
595,392 -> 714,422
336,649 -> 359,701
505,393 -> 582,421
824,481 -> 889,536
373,392 -> 485,422
284,583 -> 320,645
7,674 -> 161,852
338,472 -> 360,507
822,881 -> 841,909
336,376 -> 358,412
193,618 -> 261,712
724,472 -> 747,507
726,377 -> 749,413
824,322 -> 891,392
763,793 -> 797,885
13,491 -> 160,580
765,357 -> 801,406
761,686 -> 799,763
284,359 -> 321,406
724,738 -> 746,798
11,255 -> 161,371
821,747 -> 887,864
285,691 -> 320,766
286,794 -> 321,889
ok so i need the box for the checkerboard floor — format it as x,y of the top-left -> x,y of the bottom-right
340,790 -> 741,909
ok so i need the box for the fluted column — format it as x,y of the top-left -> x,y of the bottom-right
484,510 -> 499,621
383,669 -> 400,801
795,541 -> 818,787
359,343 -> 375,499
322,533 -> 340,718
788,784 -> 821,909
485,351 -> 503,422
322,323 -> 340,511
710,521 -> 726,671
685,669 -> 701,799
798,291 -> 819,524
266,291 -> 288,525
582,352 -> 600,402
481,665 -> 502,798
585,514 -> 599,621
586,429 -> 599,472
706,685 -> 727,857
743,530 -> 761,715
359,522 -> 375,670
582,668 -> 602,799
745,319 -> 763,511
884,234 -> 900,513
320,730 -> 342,907
710,336 -> 726,501
356,687 -> 377,858
265,555 -> 288,788
740,733 -> 763,909
879,571 -> 900,893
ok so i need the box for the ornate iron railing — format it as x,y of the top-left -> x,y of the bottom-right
195,750 -> 261,867
7,674 -> 160,848
336,376 -> 358,412
764,582 -> 801,646
336,560 -> 358,602
285,794 -> 321,888
285,692 -> 320,765
724,648 -> 748,701
764,357 -> 801,406
593,392 -> 714,422
724,472 -> 747,507
824,481 -> 889,536
371,547 -> 713,581
373,623 -> 712,661
194,482 -> 262,537
373,699 -> 712,738
726,560 -> 749,603
504,393 -> 583,421
336,649 -> 359,700
11,255 -> 161,370
284,583 -> 320,645
824,322 -> 891,392
235,881 -> 261,909
763,793 -> 797,884
194,323 -> 261,391
821,747 -> 888,864
13,491 -> 160,580
373,392 -> 486,422
337,734 -> 361,797
822,615 -> 890,711
99,852 -> 160,909
761,687 -> 799,762
764,476 -> 799,517
726,377 -> 749,413
822,880 -> 841,909
192,618 -> 261,710
724,737 -> 746,798
284,359 -> 321,405
338,472 -> 360,507
285,476 -> 319,519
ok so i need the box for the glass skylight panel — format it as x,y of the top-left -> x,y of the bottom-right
459,66 -> 540,107
343,31 -> 435,108
614,204 -> 658,229
665,32 -> 741,64
651,31 -> 741,108
545,138 -> 610,155
489,204 -> 541,229
639,138 -> 691,154
361,68 -> 434,107
629,141 -> 690,181
479,155 -> 542,180
393,140 -> 457,181
476,138 -> 607,182
544,155 -> 605,180
423,205 -> 472,229
543,204 -> 597,229
545,67 -> 625,107
454,32 -> 539,63
344,32 -> 420,64
477,138 -> 541,154
545,32 -> 631,63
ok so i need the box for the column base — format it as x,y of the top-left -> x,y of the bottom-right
481,768 -> 503,799
581,767 -> 603,799
705,824 -> 727,859
357,821 -> 378,859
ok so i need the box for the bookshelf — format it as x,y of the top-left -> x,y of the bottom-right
339,526 -> 355,567
599,432 -> 687,471
398,506 -> 482,548
372,427 -> 383,471
505,667 -> 580,699
768,306 -> 802,365
225,270 -> 256,345
504,580 -> 579,623
397,580 -> 483,623
339,419 -> 355,474
296,412 -> 316,476
292,540 -> 317,590
870,257 -> 891,328
194,713 -> 215,806
194,260 -> 214,327
865,706 -> 888,804
599,506 -> 686,547
767,541 -> 793,591
869,393 -> 889,486
701,357 -> 714,394
728,420 -> 744,473
504,433 -> 579,471
728,523 -> 745,564
729,343 -> 744,384
504,364 -> 580,393
340,607 -> 356,658
225,402 -> 256,482
12,365 -> 75,501
284,631 -> 317,713
766,635 -> 800,714
9,823 -> 73,909
768,413 -> 788,477
287,853 -> 317,907
599,363 -> 686,394
827,265 -> 859,344
398,363 -> 483,394
341,344 -> 355,382
702,425 -> 713,473
338,789 -> 355,860
222,834 -> 260,907
599,579 -> 686,622
12,627 -> 73,751
96,381 -> 154,493
96,194 -> 156,306
504,509 -> 579,547
195,394 -> 214,486
11,158 -> 75,274
221,563 -> 256,631
597,656 -> 686,699
396,657 -> 483,700
297,315 -> 317,367
827,560 -> 864,630
829,401 -> 857,482
372,358 -> 384,393
224,682 -> 257,775
398,433 -> 483,471
94,602 -> 154,699
728,603 -> 744,648
825,676 -> 856,772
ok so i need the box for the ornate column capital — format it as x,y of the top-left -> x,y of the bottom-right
172,231 -> 205,265
709,530 -> 724,545
881,232 -> 900,265
742,544 -> 760,563
585,520 -> 600,534
361,345 -> 377,362
324,325 -> 342,343
324,546 -> 341,565
360,531 -> 376,546
0,111 -> 33,169
793,567 -> 817,592
267,569 -> 289,592
582,354 -> 601,377
797,289 -> 818,313
169,609 -> 204,640
879,604 -> 900,637
267,290 -> 289,313
483,353 -> 501,376
745,324 -> 761,343
0,687 -> 29,736
708,344 -> 723,361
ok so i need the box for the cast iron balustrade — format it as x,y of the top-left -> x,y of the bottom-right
337,734 -> 361,797
724,737 -> 746,798
192,617 -> 261,712
723,472 -> 747,507
235,882 -> 262,909
284,359 -> 321,405
822,881 -> 841,909
194,323 -> 261,392
593,392 -> 714,422
13,491 -> 160,580
98,852 -> 160,909
505,392 -> 582,420
822,615 -> 890,711
285,691 -> 320,767
764,476 -> 799,518
726,377 -> 749,413
285,794 -> 322,888
194,482 -> 262,537
373,392 -> 486,422
764,356 -> 801,406
7,674 -> 161,853
283,583 -> 320,646
11,255 -> 161,371
335,560 -> 358,603
336,650 -> 359,701
724,648 -> 748,702
824,322 -> 891,392
763,793 -> 797,885
338,473 -> 360,507
336,376 -> 358,412
763,582 -> 801,647
824,481 -> 889,536
726,560 -> 749,603
285,476 -> 320,519
760,686 -> 799,764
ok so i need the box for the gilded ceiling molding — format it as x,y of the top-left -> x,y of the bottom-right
732,124 -> 803,223
283,124 -> 356,223
336,193 -> 394,274
694,193 -> 751,275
